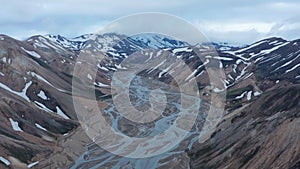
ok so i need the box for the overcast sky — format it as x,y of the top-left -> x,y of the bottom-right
1,0 -> 300,44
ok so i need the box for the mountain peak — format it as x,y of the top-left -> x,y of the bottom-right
127,33 -> 189,49
259,36 -> 287,42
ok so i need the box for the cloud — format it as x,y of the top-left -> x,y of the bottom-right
268,18 -> 300,41
193,20 -> 275,44
96,13 -> 208,45
1,0 -> 300,44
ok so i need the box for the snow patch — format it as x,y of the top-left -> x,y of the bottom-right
9,118 -> 23,132
286,63 -> 300,73
235,91 -> 247,99
115,64 -> 127,70
172,47 -> 192,53
212,56 -> 233,61
37,91 -> 48,100
254,91 -> 262,96
185,69 -> 197,81
236,62 -> 250,81
269,40 -> 278,45
87,74 -> 93,80
147,60 -> 166,74
213,88 -> 225,93
56,106 -> 70,119
107,51 -> 120,57
98,64 -> 109,71
1,57 -> 7,63
247,91 -> 252,100
259,42 -> 289,55
219,62 -> 223,69
254,57 -> 263,63
94,82 -> 109,87
250,42 -> 290,59
34,101 -> 52,112
34,42 -> 48,49
234,40 -> 267,53
0,81 -> 32,102
274,54 -> 299,71
145,52 -> 154,62
21,47 -> 41,58
35,123 -> 47,131
28,161 -> 39,168
0,156 -> 10,166
29,72 -> 66,92
158,64 -> 173,78
39,36 -> 66,51
243,72 -> 253,80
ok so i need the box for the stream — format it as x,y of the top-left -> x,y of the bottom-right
71,74 -> 205,169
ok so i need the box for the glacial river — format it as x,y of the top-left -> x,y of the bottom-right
71,75 -> 205,169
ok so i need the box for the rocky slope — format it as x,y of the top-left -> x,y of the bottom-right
0,33 -> 299,169
189,84 -> 300,169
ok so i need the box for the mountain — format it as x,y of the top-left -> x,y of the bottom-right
189,84 -> 300,169
0,33 -> 299,169
45,33 -> 189,51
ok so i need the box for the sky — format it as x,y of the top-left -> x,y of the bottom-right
1,0 -> 300,45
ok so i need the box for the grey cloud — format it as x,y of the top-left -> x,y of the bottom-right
1,0 -> 300,44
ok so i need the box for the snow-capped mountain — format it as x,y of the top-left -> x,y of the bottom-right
129,33 -> 189,49
0,33 -> 299,169
44,33 -> 189,51
45,34 -> 86,51
222,37 -> 300,83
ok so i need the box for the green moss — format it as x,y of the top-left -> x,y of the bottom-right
227,85 -> 253,99
228,103 -> 243,112
242,146 -> 260,165
255,69 -> 266,80
4,146 -> 34,163
0,129 -> 23,140
94,89 -> 112,101
193,145 -> 214,158
31,57 -> 50,69
261,87 -> 300,112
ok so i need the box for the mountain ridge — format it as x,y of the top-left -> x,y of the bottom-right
0,33 -> 299,168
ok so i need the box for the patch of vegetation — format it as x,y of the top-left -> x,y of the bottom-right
193,145 -> 214,158
260,86 -> 300,112
217,142 -> 236,156
289,160 -> 300,169
255,68 -> 267,80
227,85 -> 253,99
4,145 -> 35,163
31,57 -> 50,69
197,82 -> 206,91
242,146 -> 260,165
273,87 -> 300,111
210,129 -> 221,138
0,129 -> 23,141
227,103 -> 243,112
62,72 -> 73,79
230,111 -> 246,123
95,89 -> 111,101
42,118 -> 78,134
260,95 -> 276,111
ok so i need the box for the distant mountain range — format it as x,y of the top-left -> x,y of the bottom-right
0,33 -> 299,169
